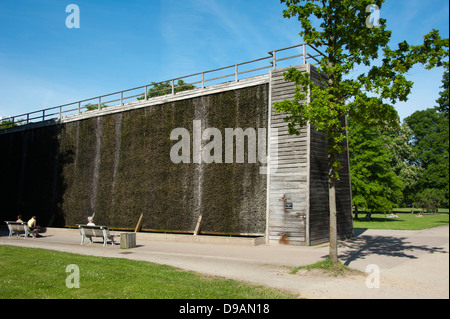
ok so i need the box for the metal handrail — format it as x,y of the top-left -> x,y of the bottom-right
0,43 -> 326,130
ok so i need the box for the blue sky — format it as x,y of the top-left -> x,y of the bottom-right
0,0 -> 448,121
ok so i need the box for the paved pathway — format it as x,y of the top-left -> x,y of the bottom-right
1,225 -> 448,299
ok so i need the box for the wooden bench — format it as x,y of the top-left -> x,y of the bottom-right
4,221 -> 36,238
77,225 -> 116,246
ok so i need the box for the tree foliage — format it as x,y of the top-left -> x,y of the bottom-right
0,120 -> 15,129
349,117 -> 422,214
405,107 -> 449,207
138,80 -> 195,100
275,0 -> 449,180
414,188 -> 446,214
350,64 -> 449,212
435,63 -> 449,117
275,0 -> 448,261
84,103 -> 109,111
82,80 -> 196,111
0,119 -> 24,129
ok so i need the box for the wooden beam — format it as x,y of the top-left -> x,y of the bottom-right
194,214 -> 203,236
134,213 -> 144,233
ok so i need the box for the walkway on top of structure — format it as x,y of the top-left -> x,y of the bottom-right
0,44 -> 325,134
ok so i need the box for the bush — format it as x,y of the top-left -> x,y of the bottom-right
413,188 -> 446,213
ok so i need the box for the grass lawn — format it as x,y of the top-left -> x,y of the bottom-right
353,209 -> 449,230
0,246 -> 297,299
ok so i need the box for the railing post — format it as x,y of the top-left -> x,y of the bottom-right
202,73 -> 205,89
59,106 -> 62,119
27,113 -> 30,124
42,110 -> 45,121
120,91 -> 123,106
144,86 -> 148,100
78,101 -> 81,114
235,65 -> 238,82
272,51 -> 276,70
171,79 -> 175,95
303,44 -> 306,64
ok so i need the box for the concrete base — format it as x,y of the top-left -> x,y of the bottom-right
120,232 -> 136,249
44,228 -> 266,246
135,232 -> 266,247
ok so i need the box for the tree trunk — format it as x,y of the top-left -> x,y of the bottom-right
327,30 -> 338,263
329,176 -> 338,263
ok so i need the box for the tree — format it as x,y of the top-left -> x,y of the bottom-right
275,0 -> 449,262
1,120 -> 15,129
405,108 -> 449,207
435,63 -> 449,117
383,121 -> 423,206
349,117 -> 421,217
414,188 -> 446,214
0,119 -> 24,129
349,117 -> 406,218
84,103 -> 109,111
83,80 -> 195,110
138,80 -> 195,100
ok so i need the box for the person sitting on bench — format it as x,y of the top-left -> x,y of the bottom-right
87,216 -> 95,226
27,216 -> 41,237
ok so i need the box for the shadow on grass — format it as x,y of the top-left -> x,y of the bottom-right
354,217 -> 403,223
338,231 -> 448,266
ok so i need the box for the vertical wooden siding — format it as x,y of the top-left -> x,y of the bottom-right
268,65 -> 309,245
268,64 -> 353,246
308,65 -> 354,244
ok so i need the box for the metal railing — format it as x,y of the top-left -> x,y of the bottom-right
0,43 -> 325,130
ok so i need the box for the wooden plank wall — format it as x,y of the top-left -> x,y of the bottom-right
268,64 -> 353,246
268,65 -> 309,245
308,127 -> 330,245
335,125 -> 354,240
308,126 -> 354,245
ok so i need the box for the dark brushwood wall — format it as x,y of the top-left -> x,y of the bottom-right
0,84 -> 268,235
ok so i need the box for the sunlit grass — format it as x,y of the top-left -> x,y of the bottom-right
289,258 -> 362,277
353,211 -> 449,230
0,246 -> 297,299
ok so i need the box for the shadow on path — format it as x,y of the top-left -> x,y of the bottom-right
338,230 -> 448,266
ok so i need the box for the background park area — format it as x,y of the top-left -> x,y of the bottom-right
353,208 -> 449,230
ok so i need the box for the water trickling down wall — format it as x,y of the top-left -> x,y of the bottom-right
0,84 -> 269,235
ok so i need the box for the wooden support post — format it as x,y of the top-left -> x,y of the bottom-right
194,214 -> 203,236
134,213 -> 144,233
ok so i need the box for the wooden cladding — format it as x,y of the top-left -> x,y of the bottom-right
268,64 -> 353,246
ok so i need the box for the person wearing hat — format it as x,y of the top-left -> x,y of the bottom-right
87,216 -> 95,226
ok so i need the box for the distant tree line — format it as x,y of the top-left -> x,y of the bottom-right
349,65 -> 449,216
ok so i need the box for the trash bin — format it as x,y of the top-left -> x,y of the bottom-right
120,232 -> 136,249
